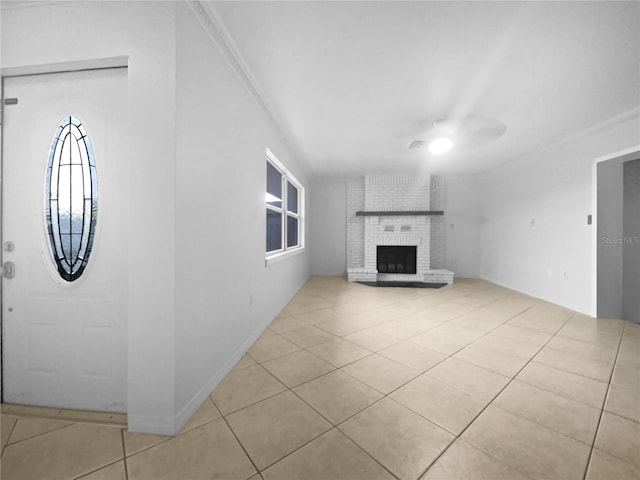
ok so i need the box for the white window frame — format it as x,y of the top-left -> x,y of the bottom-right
266,148 -> 305,266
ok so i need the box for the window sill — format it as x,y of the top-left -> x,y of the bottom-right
265,247 -> 305,267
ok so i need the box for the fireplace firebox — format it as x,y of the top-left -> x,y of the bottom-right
377,246 -> 417,274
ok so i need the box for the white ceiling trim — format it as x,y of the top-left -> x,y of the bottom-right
483,106 -> 640,175
186,1 -> 307,175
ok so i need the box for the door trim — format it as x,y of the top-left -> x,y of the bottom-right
1,56 -> 128,79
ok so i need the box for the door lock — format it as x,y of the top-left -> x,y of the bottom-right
2,261 -> 15,279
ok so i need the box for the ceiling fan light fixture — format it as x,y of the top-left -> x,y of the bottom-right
428,137 -> 453,154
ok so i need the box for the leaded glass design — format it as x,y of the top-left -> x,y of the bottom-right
46,116 -> 97,281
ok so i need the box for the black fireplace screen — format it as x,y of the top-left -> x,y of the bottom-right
377,246 -> 417,274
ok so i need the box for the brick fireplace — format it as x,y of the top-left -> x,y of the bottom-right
346,174 -> 454,285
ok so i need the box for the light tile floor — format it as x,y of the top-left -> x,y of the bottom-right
1,276 -> 639,480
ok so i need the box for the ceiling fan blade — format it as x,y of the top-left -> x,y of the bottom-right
459,116 -> 507,141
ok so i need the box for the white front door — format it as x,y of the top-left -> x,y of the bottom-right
2,68 -> 128,412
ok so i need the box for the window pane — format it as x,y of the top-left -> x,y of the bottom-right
266,161 -> 282,208
70,165 -> 84,233
71,233 -> 82,264
61,233 -> 72,263
79,198 -> 92,259
69,128 -> 82,165
59,129 -> 72,165
287,215 -> 299,248
266,209 -> 282,252
287,181 -> 298,214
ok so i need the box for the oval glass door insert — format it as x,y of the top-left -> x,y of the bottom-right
46,116 -> 97,281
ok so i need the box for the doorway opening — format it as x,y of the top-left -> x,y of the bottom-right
596,149 -> 640,323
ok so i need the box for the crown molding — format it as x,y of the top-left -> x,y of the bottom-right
0,0 -> 72,10
185,1 -> 308,177
484,106 -> 640,174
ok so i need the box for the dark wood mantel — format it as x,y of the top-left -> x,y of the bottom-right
355,211 -> 444,216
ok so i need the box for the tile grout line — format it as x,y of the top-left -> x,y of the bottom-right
304,295 -> 499,362
472,314 -> 625,452
315,286 -> 532,476
284,387 -> 401,479
2,421 -> 76,449
580,321 -> 627,480
70,459 -> 126,480
307,288 -> 481,339
280,297 -> 530,478
289,372 -> 386,429
252,348 -> 399,477
228,302 -> 608,477
251,325 -> 407,478
73,458 -> 128,480
1,415 -> 19,457
451,315 -> 621,409
225,282 -> 622,480
598,405 -> 640,425
120,431 -> 172,460
333,393 -> 441,478
213,384 -> 286,418
512,362 -> 611,410
216,404 -> 262,478
228,296 -> 343,471
123,410 -> 222,463
121,428 -> 129,480
414,308 -> 575,479
266,292 -> 543,477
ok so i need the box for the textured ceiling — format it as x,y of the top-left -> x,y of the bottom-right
211,1 -> 640,177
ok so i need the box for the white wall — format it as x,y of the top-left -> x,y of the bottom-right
443,176 -> 481,277
174,3 -> 311,431
479,114 -> 640,315
310,180 -> 346,275
597,161 -> 624,318
311,174 -> 481,279
1,1 -> 312,435
2,0 -> 178,434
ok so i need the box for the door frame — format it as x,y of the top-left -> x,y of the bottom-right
592,144 -> 640,318
0,57 -> 129,404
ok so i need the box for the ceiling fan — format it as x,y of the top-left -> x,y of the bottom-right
409,116 -> 507,154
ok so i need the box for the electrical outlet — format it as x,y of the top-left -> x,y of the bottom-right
547,268 -> 553,277
531,218 -> 535,227
562,271 -> 568,280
